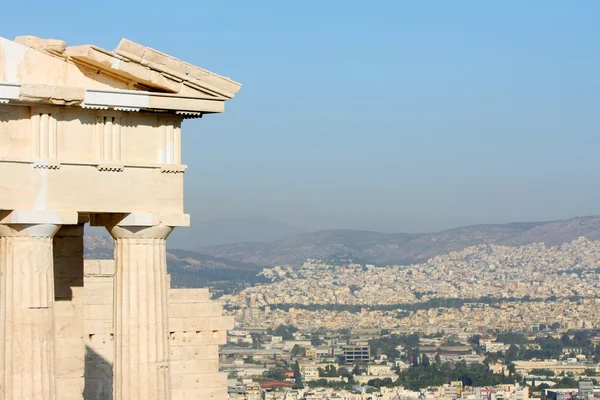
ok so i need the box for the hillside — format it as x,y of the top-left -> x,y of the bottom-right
84,216 -> 600,288
199,216 -> 600,266
166,217 -> 301,249
83,236 -> 267,293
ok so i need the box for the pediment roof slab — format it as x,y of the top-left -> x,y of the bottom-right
0,36 -> 241,114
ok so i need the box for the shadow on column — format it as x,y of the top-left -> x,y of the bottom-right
84,344 -> 113,400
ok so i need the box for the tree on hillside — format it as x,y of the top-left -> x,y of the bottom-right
292,361 -> 302,383
506,344 -> 519,362
530,368 -> 555,377
422,354 -> 431,367
291,344 -> 304,356
497,333 -> 527,345
271,324 -> 298,340
470,335 -> 482,346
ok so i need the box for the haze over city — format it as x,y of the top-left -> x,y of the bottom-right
3,0 -> 600,235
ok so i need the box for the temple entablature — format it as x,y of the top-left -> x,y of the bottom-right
0,35 -> 240,220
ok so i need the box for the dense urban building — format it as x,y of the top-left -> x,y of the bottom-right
342,344 -> 371,363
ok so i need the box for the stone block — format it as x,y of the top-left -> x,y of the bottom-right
169,288 -> 210,303
84,305 -> 111,319
83,280 -> 114,291
56,376 -> 84,400
168,317 -> 184,332
84,319 -> 113,334
115,38 -> 146,62
55,316 -> 84,338
87,333 -> 114,344
84,304 -> 113,320
85,294 -> 113,305
169,302 -> 222,317
55,297 -> 83,317
84,260 -> 115,276
181,316 -> 234,332
169,344 -> 219,360
170,359 -> 219,375
14,35 -> 67,54
56,357 -> 85,378
56,338 -> 85,358
188,372 -> 227,388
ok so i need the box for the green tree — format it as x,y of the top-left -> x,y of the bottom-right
264,368 -> 285,380
506,344 -> 519,362
227,371 -> 238,379
422,354 -> 431,367
291,344 -> 304,356
292,361 -> 302,383
273,324 -> 298,340
557,376 -> 578,388
530,369 -> 555,376
497,333 -> 527,345
470,335 -> 482,346
320,365 -> 338,377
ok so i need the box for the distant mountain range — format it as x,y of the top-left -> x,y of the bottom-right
84,215 -> 600,289
198,216 -> 600,266
167,217 -> 301,249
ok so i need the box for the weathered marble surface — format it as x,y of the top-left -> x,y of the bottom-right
0,35 -> 240,400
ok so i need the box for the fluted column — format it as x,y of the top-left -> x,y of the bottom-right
0,223 -> 61,400
108,224 -> 173,400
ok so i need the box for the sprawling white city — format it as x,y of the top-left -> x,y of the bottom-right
220,238 -> 600,399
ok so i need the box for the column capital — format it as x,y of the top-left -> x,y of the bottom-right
108,224 -> 173,240
0,223 -> 60,238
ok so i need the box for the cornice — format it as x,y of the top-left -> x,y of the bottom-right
0,83 -> 225,116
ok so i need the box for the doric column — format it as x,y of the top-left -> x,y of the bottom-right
0,223 -> 61,400
108,224 -> 173,400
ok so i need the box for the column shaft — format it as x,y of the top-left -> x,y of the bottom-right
0,224 -> 60,400
111,226 -> 172,400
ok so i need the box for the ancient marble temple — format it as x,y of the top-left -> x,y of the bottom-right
0,36 -> 241,399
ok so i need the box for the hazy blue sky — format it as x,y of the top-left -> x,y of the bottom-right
4,1 -> 600,233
